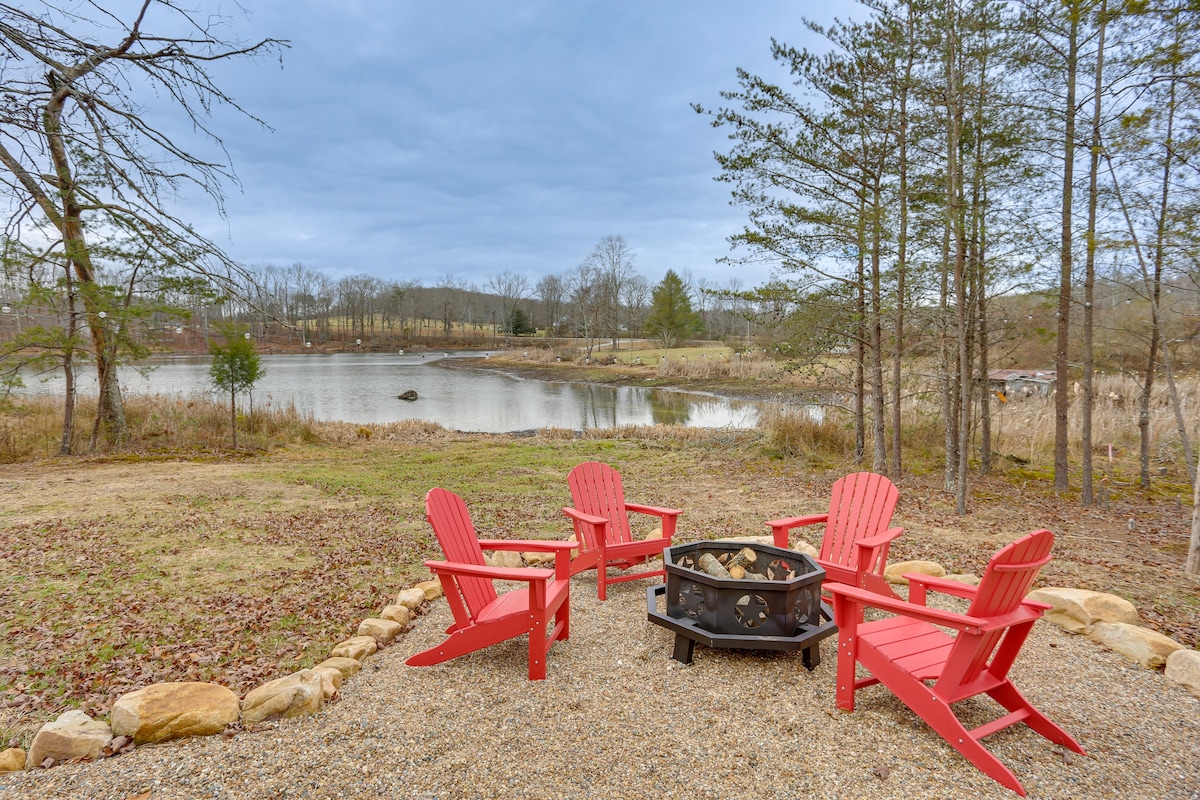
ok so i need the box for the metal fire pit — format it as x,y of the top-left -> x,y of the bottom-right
646,540 -> 837,669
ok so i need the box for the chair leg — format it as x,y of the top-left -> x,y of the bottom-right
988,682 -> 1086,754
911,696 -> 1028,796
556,592 -> 570,642
527,616 -> 548,681
406,630 -> 485,667
525,592 -> 571,680
835,638 -> 859,711
598,566 -> 609,601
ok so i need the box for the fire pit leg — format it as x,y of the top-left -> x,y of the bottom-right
802,643 -> 821,670
672,633 -> 696,665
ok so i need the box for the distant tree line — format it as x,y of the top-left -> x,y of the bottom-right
0,237 -> 754,350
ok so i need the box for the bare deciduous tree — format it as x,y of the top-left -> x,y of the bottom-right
0,1 -> 286,446
584,235 -> 636,352
536,274 -> 565,335
487,270 -> 530,342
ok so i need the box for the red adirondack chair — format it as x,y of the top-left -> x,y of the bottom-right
405,488 -> 578,680
827,529 -> 1085,796
562,461 -> 682,600
764,471 -> 903,600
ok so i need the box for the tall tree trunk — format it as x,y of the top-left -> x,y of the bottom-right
870,177 -> 887,474
945,0 -> 970,512
971,24 -> 992,477
1138,65 -> 1176,488
44,88 -> 126,448
59,276 -> 77,457
940,190 -> 956,494
1190,469 -> 1200,575
1054,6 -> 1079,492
855,197 -> 868,463
890,3 -> 913,479
1082,0 -> 1107,505
1161,344 -> 1195,482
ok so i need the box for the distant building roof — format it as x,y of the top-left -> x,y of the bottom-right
988,369 -> 1056,382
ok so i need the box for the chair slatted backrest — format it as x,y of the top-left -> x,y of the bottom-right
425,488 -> 498,618
822,472 -> 899,570
567,462 -> 634,547
942,529 -> 1055,693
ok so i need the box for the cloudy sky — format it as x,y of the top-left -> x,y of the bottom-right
168,1 -> 856,291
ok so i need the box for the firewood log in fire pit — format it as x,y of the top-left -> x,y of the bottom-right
699,552 -> 730,578
728,547 -> 757,571
729,564 -> 766,580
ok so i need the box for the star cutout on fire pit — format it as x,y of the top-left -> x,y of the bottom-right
734,594 -> 769,628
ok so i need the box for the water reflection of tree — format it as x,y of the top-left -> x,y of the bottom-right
574,384 -> 618,430
650,391 -> 692,426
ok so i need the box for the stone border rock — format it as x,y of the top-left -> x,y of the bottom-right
2,550 -> 1196,775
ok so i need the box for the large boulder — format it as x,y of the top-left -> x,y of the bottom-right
1164,649 -> 1200,698
1087,622 -> 1184,669
485,550 -> 523,568
1025,587 -> 1139,633
330,635 -> 378,662
357,618 -> 403,646
716,535 -> 819,559
715,535 -> 774,547
395,588 -> 427,609
110,681 -> 240,744
313,667 -> 343,701
884,560 -> 945,585
380,604 -> 412,627
312,657 -> 362,680
27,710 -> 112,766
240,670 -> 325,725
413,579 -> 444,601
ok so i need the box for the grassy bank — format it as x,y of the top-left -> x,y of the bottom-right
1,421 -> 1197,749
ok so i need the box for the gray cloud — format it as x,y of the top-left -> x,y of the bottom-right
171,1 -> 849,288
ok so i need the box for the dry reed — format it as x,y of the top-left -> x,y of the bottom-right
656,351 -> 784,380
0,393 -> 321,460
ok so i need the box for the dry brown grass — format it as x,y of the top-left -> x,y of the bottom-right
756,403 -> 859,466
655,350 -> 784,380
895,373 -> 1199,481
0,394 -> 322,461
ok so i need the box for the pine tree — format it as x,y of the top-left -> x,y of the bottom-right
644,271 -> 700,348
210,327 -> 265,449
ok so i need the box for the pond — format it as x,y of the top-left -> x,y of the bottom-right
15,352 -> 762,433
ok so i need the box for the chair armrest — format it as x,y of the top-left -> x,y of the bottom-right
477,539 -> 579,553
562,507 -> 608,527
624,503 -> 681,540
857,526 -> 904,550
826,582 -> 990,633
624,502 -> 683,518
763,513 -> 828,530
906,572 -> 980,602
765,513 -> 827,549
424,559 -> 554,584
606,536 -> 671,560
